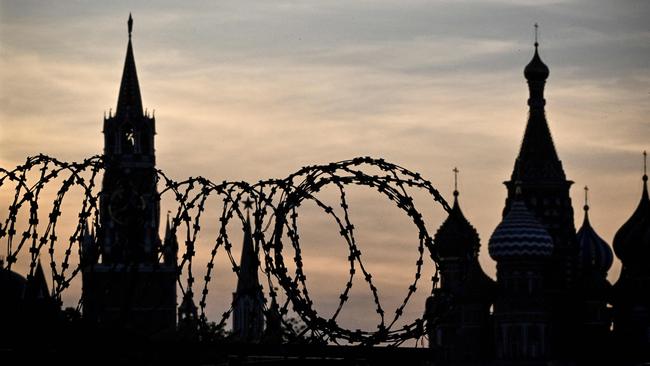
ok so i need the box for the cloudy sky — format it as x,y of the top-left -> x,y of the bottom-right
1,0 -> 649,333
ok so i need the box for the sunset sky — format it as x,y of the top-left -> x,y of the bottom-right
1,0 -> 649,332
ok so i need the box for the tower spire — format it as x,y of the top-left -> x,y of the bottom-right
453,167 -> 459,198
233,210 -> 265,341
128,13 -> 133,38
638,150 -> 648,206
582,185 -> 591,226
87,14 -> 175,337
643,150 -> 648,182
116,13 -> 143,118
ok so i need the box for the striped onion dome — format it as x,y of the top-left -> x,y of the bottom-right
577,204 -> 613,275
488,199 -> 553,260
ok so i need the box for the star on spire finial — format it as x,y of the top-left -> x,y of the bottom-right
128,13 -> 133,38
534,23 -> 539,48
243,197 -> 254,220
583,186 -> 589,212
452,167 -> 459,197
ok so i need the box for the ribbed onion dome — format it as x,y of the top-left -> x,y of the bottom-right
577,204 -> 613,274
489,198 -> 554,260
524,44 -> 550,82
613,173 -> 650,268
433,191 -> 480,259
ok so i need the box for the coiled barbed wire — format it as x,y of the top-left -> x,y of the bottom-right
0,154 -> 451,345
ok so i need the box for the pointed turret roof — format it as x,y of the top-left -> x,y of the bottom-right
25,260 -> 51,300
164,212 -> 173,243
163,212 -> 178,265
116,13 -> 143,119
236,217 -> 261,294
179,290 -> 198,316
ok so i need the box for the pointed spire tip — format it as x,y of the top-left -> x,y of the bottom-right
452,167 -> 459,198
643,150 -> 647,182
128,13 -> 133,38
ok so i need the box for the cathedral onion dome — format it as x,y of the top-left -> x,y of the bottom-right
524,43 -> 549,82
576,189 -> 613,275
613,157 -> 650,268
489,197 -> 553,260
433,190 -> 480,260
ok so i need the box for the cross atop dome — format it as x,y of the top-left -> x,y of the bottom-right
453,167 -> 459,197
524,24 -> 550,83
642,150 -> 648,195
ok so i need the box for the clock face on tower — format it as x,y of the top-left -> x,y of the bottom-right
108,179 -> 147,226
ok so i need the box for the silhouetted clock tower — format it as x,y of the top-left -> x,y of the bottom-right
82,15 -> 177,337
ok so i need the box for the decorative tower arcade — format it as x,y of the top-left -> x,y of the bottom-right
82,15 -> 177,337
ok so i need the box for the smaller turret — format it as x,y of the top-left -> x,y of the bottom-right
232,200 -> 265,342
80,220 -> 98,265
575,186 -> 613,363
24,260 -> 51,301
426,168 -> 495,363
178,290 -> 199,339
576,186 -> 613,280
163,212 -> 179,267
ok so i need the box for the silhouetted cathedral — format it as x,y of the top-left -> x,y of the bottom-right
425,34 -> 650,366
